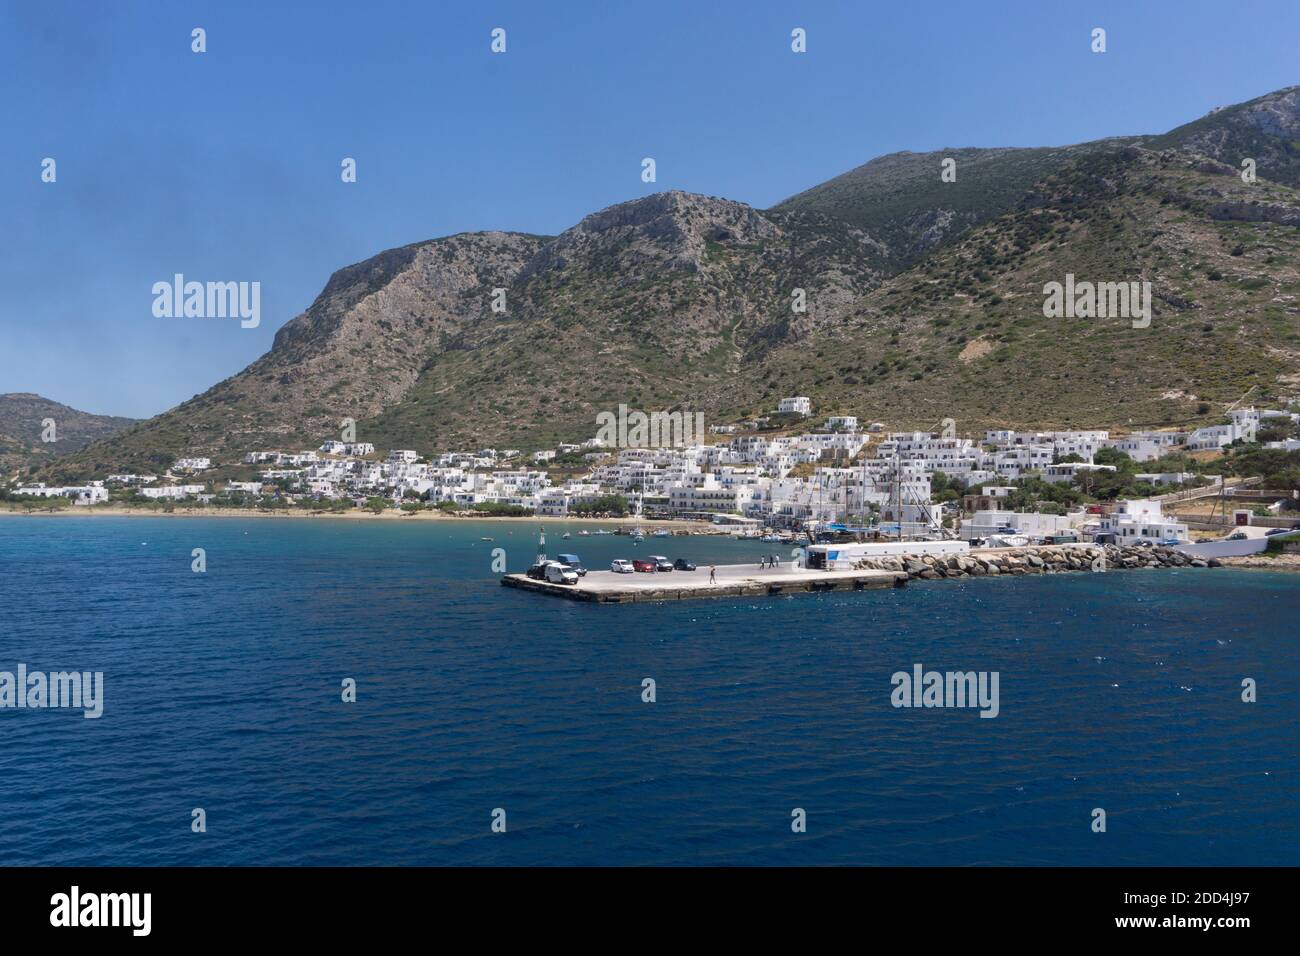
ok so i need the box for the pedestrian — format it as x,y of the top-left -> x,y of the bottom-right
709,565 -> 716,584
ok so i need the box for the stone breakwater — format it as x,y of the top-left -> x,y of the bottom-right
853,544 -> 1221,581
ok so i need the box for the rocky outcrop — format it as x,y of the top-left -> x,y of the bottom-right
520,190 -> 781,279
853,545 -> 1219,580
1206,200 -> 1300,228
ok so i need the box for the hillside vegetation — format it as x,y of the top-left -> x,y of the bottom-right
32,86 -> 1300,480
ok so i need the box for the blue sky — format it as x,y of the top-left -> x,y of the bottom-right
2,0 -> 1297,419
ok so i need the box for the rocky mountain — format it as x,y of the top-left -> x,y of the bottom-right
1148,86 -> 1300,187
57,232 -> 548,475
0,394 -> 138,475
34,85 -> 1300,479
772,142 -> 1133,267
761,146 -> 1300,430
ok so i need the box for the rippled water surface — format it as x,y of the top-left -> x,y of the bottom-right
1,516 -> 1296,865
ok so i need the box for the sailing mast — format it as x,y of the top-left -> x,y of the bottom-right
859,443 -> 867,542
894,445 -> 903,542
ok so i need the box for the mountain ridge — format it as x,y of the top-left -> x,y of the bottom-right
0,393 -> 139,475
28,84 -> 1300,480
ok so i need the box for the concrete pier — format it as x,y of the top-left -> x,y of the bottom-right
501,563 -> 907,603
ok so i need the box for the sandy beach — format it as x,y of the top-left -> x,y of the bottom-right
0,505 -> 717,531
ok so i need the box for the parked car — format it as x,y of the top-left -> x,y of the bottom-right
610,559 -> 635,573
1264,527 -> 1290,536
1226,532 -> 1249,541
1159,538 -> 1183,546
525,562 -> 549,580
1133,539 -> 1155,548
544,562 -> 579,585
555,553 -> 586,576
632,558 -> 656,572
649,555 -> 674,572
673,558 -> 697,571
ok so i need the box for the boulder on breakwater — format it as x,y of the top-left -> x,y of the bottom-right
853,544 -> 1220,581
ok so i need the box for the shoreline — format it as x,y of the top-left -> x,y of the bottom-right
0,506 -> 712,530
6,507 -> 1298,569
1215,553 -> 1300,571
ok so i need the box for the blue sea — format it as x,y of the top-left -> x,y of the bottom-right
0,516 -> 1296,866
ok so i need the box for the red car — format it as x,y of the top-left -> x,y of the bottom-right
632,558 -> 657,572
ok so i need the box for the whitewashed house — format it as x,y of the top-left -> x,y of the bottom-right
138,484 -> 205,500
777,396 -> 812,417
1187,408 -> 1259,450
1042,462 -> 1117,484
1098,499 -> 1188,544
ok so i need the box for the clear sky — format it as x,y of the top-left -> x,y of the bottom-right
2,0 -> 1297,419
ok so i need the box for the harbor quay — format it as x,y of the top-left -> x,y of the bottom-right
501,562 -> 907,603
504,542 -> 1224,603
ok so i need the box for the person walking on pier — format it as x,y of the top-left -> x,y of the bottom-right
709,565 -> 716,584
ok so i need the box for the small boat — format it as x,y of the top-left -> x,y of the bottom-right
653,529 -> 669,537
562,532 -> 571,539
578,530 -> 590,536
481,537 -> 494,542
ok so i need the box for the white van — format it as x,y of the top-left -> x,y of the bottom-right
544,562 -> 579,585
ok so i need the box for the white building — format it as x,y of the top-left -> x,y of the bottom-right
173,457 -> 212,472
1104,430 -> 1187,462
15,484 -> 109,505
1134,472 -> 1196,487
1098,499 -> 1189,544
105,474 -> 157,486
1042,463 -> 1117,484
138,484 -> 205,500
1187,408 -> 1258,451
962,509 -> 1085,541
778,396 -> 812,417
669,478 -> 755,515
224,481 -> 264,494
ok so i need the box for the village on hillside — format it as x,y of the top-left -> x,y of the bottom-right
7,395 -> 1300,546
